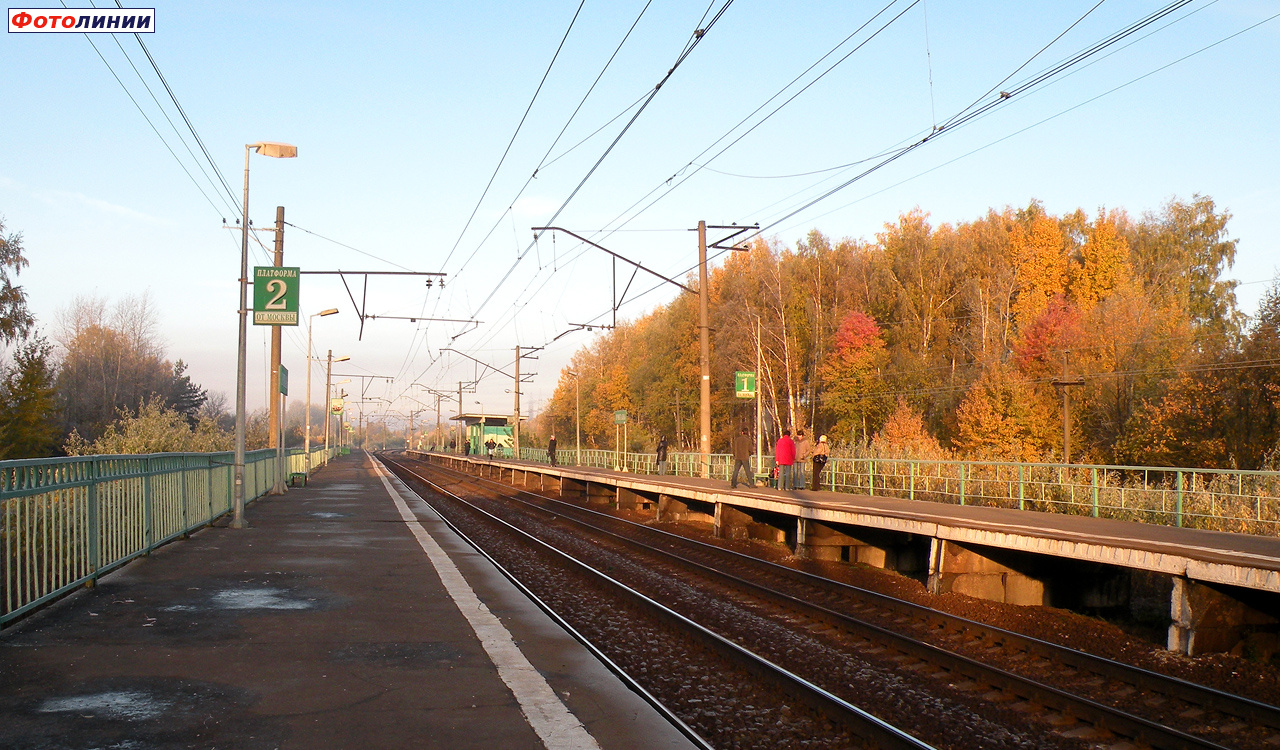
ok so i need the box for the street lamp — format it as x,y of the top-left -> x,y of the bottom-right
234,141 -> 298,530
304,308 -> 339,475
566,370 -> 581,465
324,352 -> 350,461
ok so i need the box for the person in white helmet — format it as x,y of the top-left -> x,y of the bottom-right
811,435 -> 829,490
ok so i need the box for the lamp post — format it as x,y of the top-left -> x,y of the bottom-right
304,308 -> 339,475
567,370 -> 581,465
234,141 -> 297,530
324,351 -> 349,461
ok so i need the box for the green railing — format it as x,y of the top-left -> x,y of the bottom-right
1,446 -> 332,626
493,448 -> 1280,537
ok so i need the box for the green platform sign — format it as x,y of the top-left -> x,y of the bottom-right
735,371 -> 756,399
278,364 -> 289,396
253,266 -> 300,326
614,409 -> 628,425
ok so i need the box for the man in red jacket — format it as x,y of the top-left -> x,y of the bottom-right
775,429 -> 796,490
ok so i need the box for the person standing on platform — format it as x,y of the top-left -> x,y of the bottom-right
775,429 -> 796,490
811,435 -> 829,490
793,429 -> 812,490
656,436 -> 669,476
548,435 -> 558,467
485,437 -> 496,458
730,428 -> 754,489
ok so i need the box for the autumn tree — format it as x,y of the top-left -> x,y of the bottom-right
1069,211 -> 1131,309
0,335 -> 61,459
820,310 -> 888,443
1009,204 -> 1069,332
56,294 -> 209,442
1128,194 -> 1240,337
871,398 -> 945,459
954,366 -> 1057,461
0,215 -> 34,344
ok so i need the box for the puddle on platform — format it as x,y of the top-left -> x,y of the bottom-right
308,512 -> 350,519
209,587 -> 313,610
39,690 -> 172,721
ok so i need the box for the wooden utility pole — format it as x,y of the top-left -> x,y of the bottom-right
698,220 -> 711,478
269,206 -> 286,494
1052,353 -> 1085,463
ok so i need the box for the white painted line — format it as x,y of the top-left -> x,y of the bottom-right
368,454 -> 601,750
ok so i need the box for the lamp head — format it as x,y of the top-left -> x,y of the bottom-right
251,142 -> 298,159
334,355 -> 350,363
318,308 -> 339,317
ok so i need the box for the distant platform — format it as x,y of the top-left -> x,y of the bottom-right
422,451 -> 1280,658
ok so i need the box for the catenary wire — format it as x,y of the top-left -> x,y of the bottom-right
439,0 -> 588,272
459,0 -> 740,327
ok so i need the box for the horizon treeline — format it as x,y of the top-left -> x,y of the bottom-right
539,195 -> 1280,470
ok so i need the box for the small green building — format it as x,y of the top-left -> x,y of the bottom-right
451,413 -> 524,456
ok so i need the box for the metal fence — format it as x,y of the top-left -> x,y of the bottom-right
502,448 -> 1280,537
1,446 -> 331,626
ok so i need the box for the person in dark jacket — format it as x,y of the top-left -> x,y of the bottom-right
548,435 -> 557,466
730,428 -> 754,489
811,435 -> 829,490
655,436 -> 669,475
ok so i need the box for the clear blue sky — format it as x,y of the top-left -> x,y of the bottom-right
3,1 -> 1278,430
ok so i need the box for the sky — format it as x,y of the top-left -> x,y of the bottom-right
3,0 -> 1278,433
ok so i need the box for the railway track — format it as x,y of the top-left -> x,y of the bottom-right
380,454 -> 934,750
385,454 -> 1280,749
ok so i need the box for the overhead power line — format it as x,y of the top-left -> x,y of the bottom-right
449,0 -> 658,281
440,0 -> 588,271
464,0 -> 740,324
748,0 -> 1198,240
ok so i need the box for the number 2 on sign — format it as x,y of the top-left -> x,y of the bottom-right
265,279 -> 288,309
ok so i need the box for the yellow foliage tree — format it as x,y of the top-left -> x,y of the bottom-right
1009,212 -> 1068,332
870,398 -> 946,459
954,367 -> 1058,461
1070,213 -> 1131,309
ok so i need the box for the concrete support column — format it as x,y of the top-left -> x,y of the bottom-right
616,487 -> 655,512
657,493 -> 694,523
927,538 -> 946,595
560,477 -> 586,501
586,481 -> 615,508
931,541 -> 1046,606
1168,577 -> 1276,656
713,502 -> 752,540
795,518 -> 865,561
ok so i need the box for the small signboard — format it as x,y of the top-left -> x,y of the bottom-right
735,371 -> 756,399
253,266 -> 300,325
614,409 -> 628,425
330,397 -> 344,414
278,365 -> 289,396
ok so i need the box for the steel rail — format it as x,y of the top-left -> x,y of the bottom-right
381,455 -> 936,750
413,455 -> 1270,750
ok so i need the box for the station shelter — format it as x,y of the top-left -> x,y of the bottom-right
450,413 -> 525,457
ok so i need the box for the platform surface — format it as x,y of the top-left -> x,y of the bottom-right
0,452 -> 698,750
